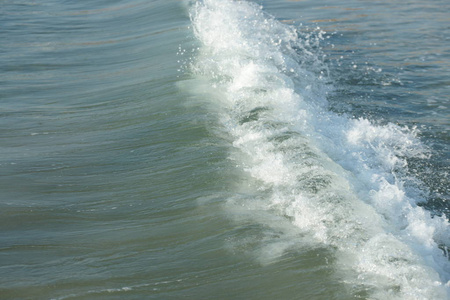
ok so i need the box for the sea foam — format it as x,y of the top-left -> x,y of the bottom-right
189,0 -> 450,298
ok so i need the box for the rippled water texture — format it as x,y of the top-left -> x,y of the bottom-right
1,0 -> 449,299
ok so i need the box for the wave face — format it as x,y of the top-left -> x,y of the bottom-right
189,0 -> 450,298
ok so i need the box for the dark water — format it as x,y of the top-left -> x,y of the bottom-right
1,0 -> 449,299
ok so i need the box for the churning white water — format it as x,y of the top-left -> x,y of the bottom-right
188,0 -> 450,298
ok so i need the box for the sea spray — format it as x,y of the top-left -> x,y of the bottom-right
188,0 -> 450,298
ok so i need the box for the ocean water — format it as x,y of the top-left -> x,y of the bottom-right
1,0 -> 449,299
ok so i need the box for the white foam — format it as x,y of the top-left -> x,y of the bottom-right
189,0 -> 450,298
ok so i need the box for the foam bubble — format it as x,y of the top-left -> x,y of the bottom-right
189,0 -> 450,298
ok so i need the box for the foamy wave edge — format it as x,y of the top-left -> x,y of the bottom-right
188,0 -> 450,298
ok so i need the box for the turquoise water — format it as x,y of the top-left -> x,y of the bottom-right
1,0 -> 449,299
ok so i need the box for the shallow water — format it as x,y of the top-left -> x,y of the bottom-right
1,0 -> 449,299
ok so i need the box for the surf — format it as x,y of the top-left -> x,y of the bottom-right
186,0 -> 450,298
